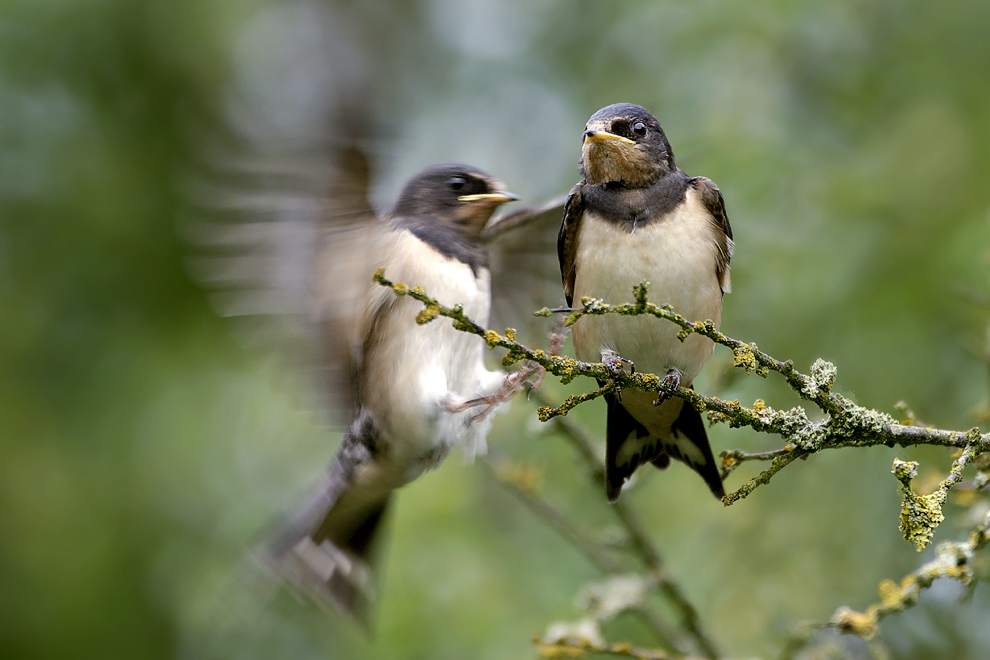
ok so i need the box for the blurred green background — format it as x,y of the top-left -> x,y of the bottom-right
3,0 -> 990,658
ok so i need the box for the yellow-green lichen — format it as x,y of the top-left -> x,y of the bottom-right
631,281 -> 650,308
502,349 -> 525,368
482,330 -> 502,348
707,409 -> 733,426
637,372 -> 660,390
830,605 -> 879,640
893,458 -> 945,551
733,345 -> 759,374
877,579 -> 903,608
495,461 -> 543,494
549,355 -> 580,384
415,303 -> 440,324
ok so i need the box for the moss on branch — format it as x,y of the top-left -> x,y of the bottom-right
374,270 -> 990,660
375,270 -> 990,505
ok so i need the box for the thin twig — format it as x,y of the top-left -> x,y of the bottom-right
528,391 -> 722,659
484,458 -> 687,654
534,637 -> 707,660
830,508 -> 990,638
374,271 -> 990,658
374,269 -> 990,458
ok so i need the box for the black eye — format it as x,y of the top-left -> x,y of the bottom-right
446,176 -> 467,191
632,121 -> 647,137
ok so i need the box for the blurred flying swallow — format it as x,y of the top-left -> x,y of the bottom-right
189,142 -> 565,625
557,103 -> 733,502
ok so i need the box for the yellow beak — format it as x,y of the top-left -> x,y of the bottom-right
458,191 -> 519,204
583,130 -> 635,145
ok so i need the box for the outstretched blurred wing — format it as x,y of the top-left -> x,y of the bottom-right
483,195 -> 567,344
185,142 -> 386,425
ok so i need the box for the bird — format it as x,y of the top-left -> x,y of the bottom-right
194,147 -> 537,625
557,103 -> 734,503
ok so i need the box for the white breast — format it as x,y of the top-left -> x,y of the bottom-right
571,186 -> 723,384
362,230 -> 502,478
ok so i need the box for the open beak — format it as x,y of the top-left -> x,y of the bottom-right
458,191 -> 519,204
583,130 -> 635,145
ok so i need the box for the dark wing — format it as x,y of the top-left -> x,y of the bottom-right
186,142 -> 386,426
557,183 -> 586,308
604,395 -> 725,502
666,398 -> 725,499
690,176 -> 733,295
603,391 -> 650,502
266,409 -> 393,627
483,195 -> 568,341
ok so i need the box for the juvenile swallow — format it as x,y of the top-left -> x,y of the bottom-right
277,161 -> 523,622
196,150 -> 523,624
557,103 -> 733,502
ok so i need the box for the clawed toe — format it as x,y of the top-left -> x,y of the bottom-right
465,364 -> 544,421
652,368 -> 681,406
602,351 -> 635,402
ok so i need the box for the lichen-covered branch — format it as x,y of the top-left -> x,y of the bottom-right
827,509 -> 990,641
893,444 -> 978,551
535,636 -> 706,660
374,270 -> 990,503
542,282 -> 846,416
374,271 -> 990,657
718,441 -> 797,479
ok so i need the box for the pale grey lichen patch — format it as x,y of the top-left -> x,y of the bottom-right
575,574 -> 654,622
776,406 -> 826,451
830,402 -> 897,438
892,458 -> 919,482
540,617 -> 604,648
807,358 -> 837,395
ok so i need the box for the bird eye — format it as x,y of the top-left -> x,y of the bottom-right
632,121 -> 647,137
446,176 -> 467,191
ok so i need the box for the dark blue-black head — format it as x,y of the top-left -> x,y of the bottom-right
580,103 -> 676,188
392,163 -> 517,237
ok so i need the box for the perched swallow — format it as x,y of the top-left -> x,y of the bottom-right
195,151 -> 524,624
557,103 -> 733,502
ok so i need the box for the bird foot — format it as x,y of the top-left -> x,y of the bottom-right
652,368 -> 681,406
445,364 -> 545,421
602,350 -> 635,402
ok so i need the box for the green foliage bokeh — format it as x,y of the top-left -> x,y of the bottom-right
2,1 -> 990,658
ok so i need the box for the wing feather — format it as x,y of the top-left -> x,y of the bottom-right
557,183 -> 586,308
691,176 -> 733,295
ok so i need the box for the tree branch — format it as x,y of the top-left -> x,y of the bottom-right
781,508 -> 990,657
484,457 -> 688,655
373,271 -> 990,656
374,269 -> 989,501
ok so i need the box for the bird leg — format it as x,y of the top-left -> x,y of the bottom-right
652,368 -> 681,406
601,349 -> 635,402
444,321 -> 563,419
443,364 -> 544,421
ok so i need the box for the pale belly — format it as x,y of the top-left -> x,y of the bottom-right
363,231 -> 502,479
571,201 -> 723,385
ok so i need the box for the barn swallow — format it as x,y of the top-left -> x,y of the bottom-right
198,151 -> 525,624
557,103 -> 733,502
